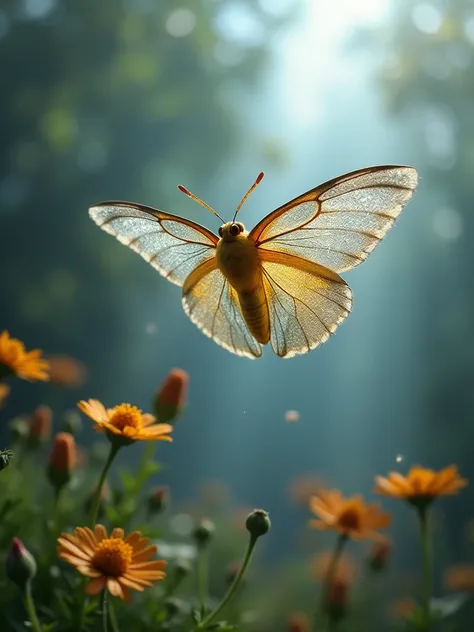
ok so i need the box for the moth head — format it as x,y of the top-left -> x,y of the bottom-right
178,172 -> 264,234
218,222 -> 245,239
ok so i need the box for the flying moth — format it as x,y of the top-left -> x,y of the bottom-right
89,165 -> 418,358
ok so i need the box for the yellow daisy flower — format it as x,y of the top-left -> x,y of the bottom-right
374,465 -> 467,504
0,331 -> 49,381
57,525 -> 166,602
77,399 -> 173,443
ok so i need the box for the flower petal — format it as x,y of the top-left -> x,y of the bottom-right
107,578 -> 126,599
141,414 -> 156,427
86,576 -> 107,595
131,545 -> 158,563
78,399 -> 109,423
94,524 -> 108,542
110,528 -> 125,540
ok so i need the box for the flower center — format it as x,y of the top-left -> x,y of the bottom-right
92,538 -> 133,577
337,507 -> 361,531
108,404 -> 143,432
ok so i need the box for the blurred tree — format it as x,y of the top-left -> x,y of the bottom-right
0,0 -> 280,396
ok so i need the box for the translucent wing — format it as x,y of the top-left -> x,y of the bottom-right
259,250 -> 352,358
250,166 -> 418,273
182,258 -> 262,359
89,202 -> 218,286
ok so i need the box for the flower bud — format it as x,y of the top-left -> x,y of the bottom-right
246,509 -> 271,539
9,417 -> 29,443
287,612 -> 310,632
147,486 -> 169,515
6,537 -> 37,591
326,577 -> 349,622
0,449 -> 13,471
193,518 -> 215,548
28,405 -> 52,446
154,368 -> 188,424
62,410 -> 83,435
46,432 -> 76,489
368,539 -> 391,573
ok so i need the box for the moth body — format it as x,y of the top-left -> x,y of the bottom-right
216,222 -> 270,343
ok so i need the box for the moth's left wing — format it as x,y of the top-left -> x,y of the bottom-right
89,202 -> 218,286
250,166 -> 418,273
259,250 -> 352,358
182,258 -> 262,359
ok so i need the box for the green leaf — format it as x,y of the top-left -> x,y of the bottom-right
118,468 -> 137,494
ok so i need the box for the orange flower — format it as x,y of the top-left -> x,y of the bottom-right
154,368 -> 188,423
47,432 -> 76,487
0,331 -> 49,381
374,465 -> 467,505
47,355 -> 87,387
312,551 -> 357,583
77,400 -> 173,444
57,525 -> 166,602
309,489 -> 391,540
444,564 -> 474,592
0,383 -> 10,408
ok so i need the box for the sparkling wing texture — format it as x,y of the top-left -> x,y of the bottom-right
259,250 -> 352,358
182,258 -> 262,359
89,202 -> 218,286
250,166 -> 418,273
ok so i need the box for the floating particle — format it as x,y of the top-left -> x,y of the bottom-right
285,410 -> 300,423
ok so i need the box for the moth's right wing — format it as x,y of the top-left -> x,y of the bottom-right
89,201 -> 219,286
182,258 -> 262,359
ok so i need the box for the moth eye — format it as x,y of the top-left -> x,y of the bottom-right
218,226 -> 224,237
229,223 -> 240,236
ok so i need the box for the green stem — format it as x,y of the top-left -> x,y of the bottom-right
197,534 -> 258,630
53,485 -> 63,532
89,443 -> 120,528
109,598 -> 120,632
197,549 -> 209,615
418,505 -> 432,631
101,590 -> 108,632
316,534 -> 347,632
75,579 -> 88,632
24,581 -> 42,632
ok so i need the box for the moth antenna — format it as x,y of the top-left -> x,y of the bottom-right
233,172 -> 264,221
178,185 -> 225,223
